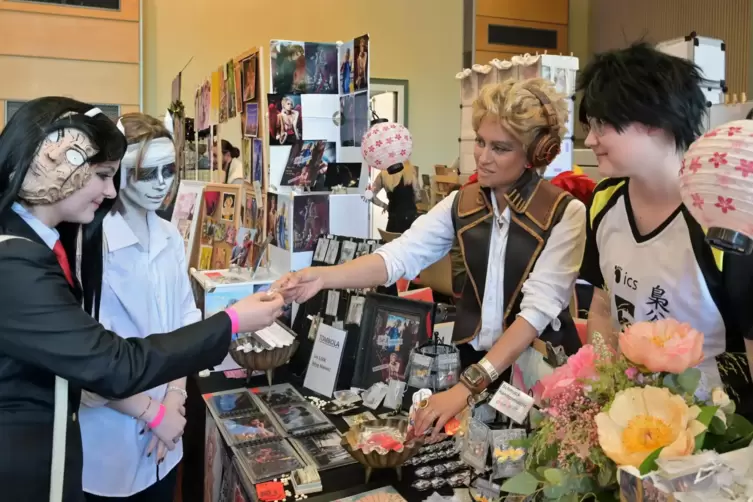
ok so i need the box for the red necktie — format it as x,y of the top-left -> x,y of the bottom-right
52,241 -> 74,287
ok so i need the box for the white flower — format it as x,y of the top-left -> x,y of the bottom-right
711,387 -> 731,408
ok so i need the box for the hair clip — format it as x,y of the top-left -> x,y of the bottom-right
85,107 -> 103,117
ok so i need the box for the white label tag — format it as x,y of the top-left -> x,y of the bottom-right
325,290 -> 340,316
488,382 -> 535,424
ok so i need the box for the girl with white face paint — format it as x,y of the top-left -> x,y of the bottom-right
78,113 -> 220,501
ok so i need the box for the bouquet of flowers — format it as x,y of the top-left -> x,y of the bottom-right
500,319 -> 753,501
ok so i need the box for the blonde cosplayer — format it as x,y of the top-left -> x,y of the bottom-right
472,78 -> 568,172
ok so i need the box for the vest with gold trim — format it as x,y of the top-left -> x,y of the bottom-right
449,170 -> 580,355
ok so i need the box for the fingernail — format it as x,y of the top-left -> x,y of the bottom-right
147,452 -> 151,457
158,458 -> 164,465
139,429 -> 144,435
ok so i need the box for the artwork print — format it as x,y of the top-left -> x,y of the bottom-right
267,192 -> 278,246
268,93 -> 302,145
236,441 -> 304,483
244,103 -> 259,137
221,192 -> 236,221
353,294 -> 434,389
226,60 -> 237,119
293,194 -> 330,253
354,91 -> 369,147
241,139 -> 251,181
219,69 -> 228,123
270,40 -> 306,94
280,140 -> 335,188
305,42 -> 338,94
325,162 -> 362,189
353,34 -> 369,92
339,94 -> 355,146
231,227 -> 253,267
252,138 -> 263,184
221,414 -> 278,444
339,40 -> 355,94
293,432 -> 354,470
241,54 -> 257,101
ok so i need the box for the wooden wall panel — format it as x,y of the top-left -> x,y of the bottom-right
476,0 -> 568,25
590,0 -> 752,94
0,100 -> 4,126
0,56 -> 139,105
119,105 -> 140,115
475,16 -> 568,54
0,10 -> 139,63
0,0 -> 138,21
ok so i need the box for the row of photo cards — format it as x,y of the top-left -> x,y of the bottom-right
205,385 -> 352,484
267,192 -> 333,254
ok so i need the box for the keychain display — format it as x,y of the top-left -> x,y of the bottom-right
406,336 -> 460,392
460,419 -> 491,472
491,428 -> 527,479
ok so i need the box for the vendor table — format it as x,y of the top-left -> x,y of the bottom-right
181,370 -> 464,502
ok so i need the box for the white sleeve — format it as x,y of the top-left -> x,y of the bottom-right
374,191 -> 458,285
517,198 -> 587,334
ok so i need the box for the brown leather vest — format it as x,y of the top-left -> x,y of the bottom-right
449,170 -> 579,353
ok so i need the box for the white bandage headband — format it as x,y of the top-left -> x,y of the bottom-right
117,110 -> 176,188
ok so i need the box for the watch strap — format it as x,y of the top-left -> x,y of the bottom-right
477,358 -> 498,382
460,364 -> 486,395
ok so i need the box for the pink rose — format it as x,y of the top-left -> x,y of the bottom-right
619,319 -> 704,374
540,345 -> 599,400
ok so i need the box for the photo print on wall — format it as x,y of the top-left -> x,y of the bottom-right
219,67 -> 228,123
244,102 -> 259,137
339,94 -> 355,146
353,34 -> 369,92
338,40 -> 355,94
293,194 -> 330,253
241,139 -> 251,181
270,40 -> 307,94
305,43 -> 338,94
280,140 -> 335,188
268,93 -> 303,145
353,91 -> 369,147
226,60 -> 237,119
267,192 -> 279,247
252,138 -> 264,184
276,195 -> 291,251
241,54 -> 257,102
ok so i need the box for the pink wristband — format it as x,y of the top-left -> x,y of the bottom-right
148,404 -> 166,429
225,307 -> 240,334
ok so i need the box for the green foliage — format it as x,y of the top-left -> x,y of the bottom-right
703,414 -> 753,453
638,447 -> 663,475
501,471 -> 540,495
677,368 -> 701,395
694,406 -> 718,450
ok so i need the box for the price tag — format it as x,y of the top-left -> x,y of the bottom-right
488,382 -> 534,424
256,481 -> 285,502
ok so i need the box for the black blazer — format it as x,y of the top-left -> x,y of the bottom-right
0,210 -> 232,502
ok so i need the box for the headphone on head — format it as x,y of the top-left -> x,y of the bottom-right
525,87 -> 562,168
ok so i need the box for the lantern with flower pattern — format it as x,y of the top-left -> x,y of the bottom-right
361,120 -> 413,174
680,119 -> 753,254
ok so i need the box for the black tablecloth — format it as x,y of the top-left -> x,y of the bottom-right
182,370 -> 458,502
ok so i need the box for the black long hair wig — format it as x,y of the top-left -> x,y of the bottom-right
0,97 -> 126,320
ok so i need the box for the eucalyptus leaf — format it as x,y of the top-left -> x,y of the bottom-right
639,447 -> 663,475
501,471 -> 540,496
597,463 -> 616,487
694,407 -> 717,450
677,368 -> 701,394
543,484 -> 569,500
544,468 -> 565,485
662,374 -> 679,392
709,415 -> 727,435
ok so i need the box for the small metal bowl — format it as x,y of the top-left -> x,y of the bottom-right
341,418 -> 424,483
229,339 -> 298,385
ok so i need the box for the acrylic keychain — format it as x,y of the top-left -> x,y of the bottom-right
460,418 -> 490,472
491,427 -> 527,479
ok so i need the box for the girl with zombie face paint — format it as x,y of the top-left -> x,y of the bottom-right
78,113 -> 197,501
0,98 -> 284,502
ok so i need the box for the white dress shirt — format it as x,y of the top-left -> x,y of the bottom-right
79,210 -> 201,497
375,190 -> 586,350
11,202 -> 58,249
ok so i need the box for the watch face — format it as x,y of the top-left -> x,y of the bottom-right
463,365 -> 484,386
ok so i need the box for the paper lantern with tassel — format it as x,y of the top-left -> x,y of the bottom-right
680,119 -> 753,254
360,119 -> 412,174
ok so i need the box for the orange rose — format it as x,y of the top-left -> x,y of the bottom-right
619,319 -> 704,374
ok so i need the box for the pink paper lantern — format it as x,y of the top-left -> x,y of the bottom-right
681,120 -> 753,254
361,121 -> 413,171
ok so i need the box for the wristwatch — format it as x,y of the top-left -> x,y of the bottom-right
459,364 -> 489,395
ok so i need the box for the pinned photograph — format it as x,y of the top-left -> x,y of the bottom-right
354,91 -> 369,147
203,191 -> 220,218
199,245 -> 213,270
270,40 -> 306,94
226,60 -> 237,119
241,54 -> 257,102
244,102 -> 259,137
280,140 -> 335,188
338,40 -> 355,94
252,138 -> 264,184
353,34 -> 370,92
241,139 -> 251,181
305,43 -> 338,94
267,193 -> 278,246
324,162 -> 362,189
293,194 -> 330,253
231,228 -> 254,267
221,192 -> 236,222
275,196 -> 290,251
339,95 -> 355,146
219,71 -> 228,123
268,93 -> 302,145
211,243 -> 230,270
221,414 -> 278,444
